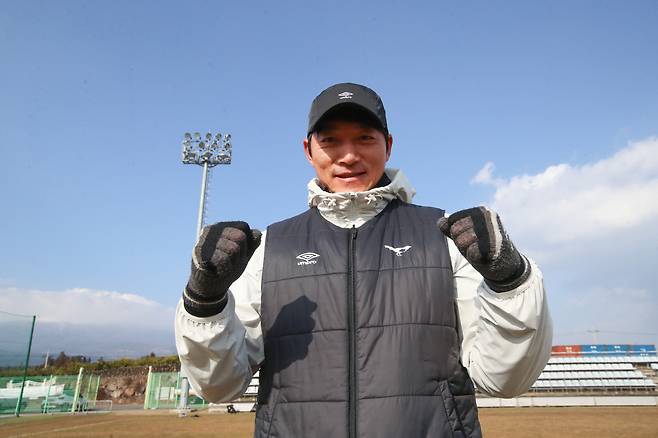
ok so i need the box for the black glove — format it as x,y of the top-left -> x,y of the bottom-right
437,207 -> 530,292
183,221 -> 262,317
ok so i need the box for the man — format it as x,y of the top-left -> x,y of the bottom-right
175,83 -> 552,437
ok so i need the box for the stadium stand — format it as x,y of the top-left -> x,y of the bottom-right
222,344 -> 658,413
530,344 -> 658,393
244,374 -> 259,395
219,344 -> 658,411
224,371 -> 259,412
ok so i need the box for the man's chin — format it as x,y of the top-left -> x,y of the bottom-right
329,179 -> 372,193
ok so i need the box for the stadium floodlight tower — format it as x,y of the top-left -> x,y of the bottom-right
182,131 -> 232,238
179,131 -> 232,415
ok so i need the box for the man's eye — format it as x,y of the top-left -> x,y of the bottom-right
360,135 -> 375,141
320,137 -> 336,144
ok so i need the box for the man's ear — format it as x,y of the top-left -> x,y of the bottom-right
385,134 -> 393,161
303,136 -> 313,163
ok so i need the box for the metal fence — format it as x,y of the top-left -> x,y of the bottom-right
0,369 -> 102,415
143,370 -> 207,410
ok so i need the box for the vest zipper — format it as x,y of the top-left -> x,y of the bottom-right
348,225 -> 358,438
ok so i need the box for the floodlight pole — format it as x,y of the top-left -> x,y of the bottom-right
180,131 -> 232,412
181,131 -> 233,239
196,162 -> 209,238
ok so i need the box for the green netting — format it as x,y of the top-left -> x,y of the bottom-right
0,310 -> 36,416
81,374 -> 102,410
0,372 -> 101,414
0,311 -> 34,368
143,371 -> 207,409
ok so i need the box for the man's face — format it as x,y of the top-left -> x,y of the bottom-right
303,120 -> 392,193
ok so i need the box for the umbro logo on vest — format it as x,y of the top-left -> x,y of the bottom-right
385,245 -> 412,256
296,252 -> 320,265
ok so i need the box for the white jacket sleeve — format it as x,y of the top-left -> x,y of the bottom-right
174,231 -> 266,403
450,239 -> 553,397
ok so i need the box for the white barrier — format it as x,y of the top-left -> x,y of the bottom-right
477,395 -> 658,408
208,402 -> 256,413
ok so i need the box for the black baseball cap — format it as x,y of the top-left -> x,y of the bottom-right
307,83 -> 388,136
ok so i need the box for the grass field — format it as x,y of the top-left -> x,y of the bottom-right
1,407 -> 657,437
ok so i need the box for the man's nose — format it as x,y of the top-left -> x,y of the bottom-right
338,142 -> 360,165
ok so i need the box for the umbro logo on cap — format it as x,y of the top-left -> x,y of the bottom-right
338,91 -> 353,100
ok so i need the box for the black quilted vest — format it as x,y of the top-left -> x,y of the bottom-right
255,200 -> 481,438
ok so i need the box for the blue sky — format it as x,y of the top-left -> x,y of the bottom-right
2,1 -> 658,358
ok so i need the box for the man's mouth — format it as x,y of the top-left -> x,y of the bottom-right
334,171 -> 366,180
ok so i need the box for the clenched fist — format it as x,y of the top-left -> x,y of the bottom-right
437,207 -> 530,292
183,221 -> 262,317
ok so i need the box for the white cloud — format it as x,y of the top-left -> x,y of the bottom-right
473,137 -> 658,347
0,286 -> 174,330
0,286 -> 178,359
473,137 -> 658,250
471,161 -> 499,186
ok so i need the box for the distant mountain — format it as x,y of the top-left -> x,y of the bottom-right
1,321 -> 177,367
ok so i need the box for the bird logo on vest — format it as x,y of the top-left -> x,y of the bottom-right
384,245 -> 412,257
